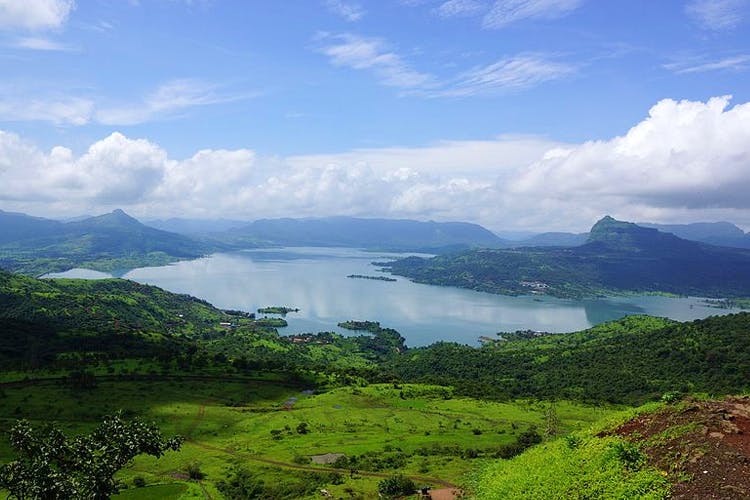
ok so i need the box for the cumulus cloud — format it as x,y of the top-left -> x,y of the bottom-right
2,96 -> 750,231
0,0 -> 74,31
510,96 -> 750,226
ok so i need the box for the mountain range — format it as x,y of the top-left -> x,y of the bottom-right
504,221 -> 750,249
384,216 -> 750,298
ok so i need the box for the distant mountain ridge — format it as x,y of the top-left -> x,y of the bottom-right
385,216 -> 750,298
503,220 -> 750,249
220,216 -> 508,251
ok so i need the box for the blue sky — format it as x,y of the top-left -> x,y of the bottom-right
1,0 -> 750,231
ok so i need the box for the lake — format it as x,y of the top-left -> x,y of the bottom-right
47,247 -> 736,346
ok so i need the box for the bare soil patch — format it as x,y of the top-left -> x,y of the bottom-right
609,396 -> 750,499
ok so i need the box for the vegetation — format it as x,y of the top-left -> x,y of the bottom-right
256,306 -> 299,315
387,313 -> 750,405
346,274 -> 397,281
4,263 -> 750,497
0,413 -> 182,499
384,216 -> 750,298
0,209 -> 217,276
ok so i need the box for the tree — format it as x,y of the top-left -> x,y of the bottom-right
0,412 -> 182,499
377,474 -> 416,498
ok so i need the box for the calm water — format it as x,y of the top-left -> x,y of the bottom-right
47,247 -> 736,346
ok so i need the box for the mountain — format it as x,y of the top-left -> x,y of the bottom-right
507,231 -> 588,247
0,209 -> 216,276
144,217 -> 247,236
0,209 -> 65,245
384,216 -> 750,298
500,221 -> 750,249
639,221 -> 750,249
222,216 -> 507,251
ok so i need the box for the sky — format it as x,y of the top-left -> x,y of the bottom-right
1,0 -> 750,232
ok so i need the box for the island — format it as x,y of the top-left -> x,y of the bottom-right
256,306 -> 299,315
346,274 -> 397,282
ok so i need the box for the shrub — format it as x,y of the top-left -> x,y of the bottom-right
378,474 -> 416,498
186,461 -> 205,480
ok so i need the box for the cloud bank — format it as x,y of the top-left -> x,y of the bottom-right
1,96 -> 750,231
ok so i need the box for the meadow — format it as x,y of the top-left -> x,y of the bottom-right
0,378 -> 615,499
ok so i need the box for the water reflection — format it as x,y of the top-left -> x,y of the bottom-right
47,248 -> 727,346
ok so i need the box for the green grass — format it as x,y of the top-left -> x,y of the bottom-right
0,380 -> 616,499
470,403 -> 672,499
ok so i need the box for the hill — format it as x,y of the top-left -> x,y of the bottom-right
639,221 -> 750,249
474,396 -> 750,499
0,209 -> 216,276
219,216 -> 506,251
384,216 -> 750,298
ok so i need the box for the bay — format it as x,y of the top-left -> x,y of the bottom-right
46,247 -> 735,346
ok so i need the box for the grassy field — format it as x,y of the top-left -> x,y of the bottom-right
0,378 -> 617,499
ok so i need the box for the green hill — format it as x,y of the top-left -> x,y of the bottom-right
384,216 -> 750,298
0,209 -> 216,276
387,313 -> 750,404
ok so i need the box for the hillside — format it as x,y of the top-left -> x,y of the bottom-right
387,313 -> 750,404
384,216 -> 750,298
219,216 -> 506,251
474,396 -> 750,499
0,209 -> 216,276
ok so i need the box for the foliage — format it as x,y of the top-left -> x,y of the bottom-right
471,433 -> 669,499
387,313 -> 750,404
377,474 -> 416,498
0,413 -> 182,499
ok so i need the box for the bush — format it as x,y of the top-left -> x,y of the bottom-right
378,474 -> 416,498
186,461 -> 205,480
133,476 -> 146,488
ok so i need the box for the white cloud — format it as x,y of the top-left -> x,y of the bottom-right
440,54 -> 577,95
12,36 -> 74,51
316,33 -> 575,95
97,79 -> 256,126
509,96 -> 750,227
686,0 -> 747,30
664,54 -> 750,74
3,97 -> 750,231
435,0 -> 486,18
0,0 -> 74,31
482,0 -> 583,29
316,33 -> 435,89
0,94 -> 93,125
0,79 -> 256,127
324,0 -> 365,21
